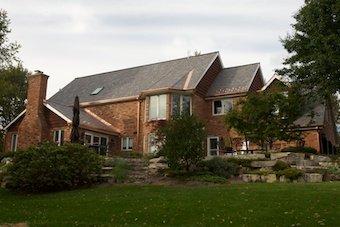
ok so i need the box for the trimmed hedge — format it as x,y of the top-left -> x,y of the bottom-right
7,143 -> 102,193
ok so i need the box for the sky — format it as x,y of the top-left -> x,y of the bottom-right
2,0 -> 305,98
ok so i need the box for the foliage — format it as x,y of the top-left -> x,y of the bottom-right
0,65 -> 28,128
277,0 -> 340,99
112,158 -> 130,183
115,151 -> 143,159
157,114 -> 206,171
273,160 -> 290,171
188,174 -> 227,183
225,157 -> 262,168
201,157 -> 240,178
278,168 -> 304,181
225,91 -> 303,150
6,143 -> 102,193
281,146 -> 317,154
0,10 -> 20,67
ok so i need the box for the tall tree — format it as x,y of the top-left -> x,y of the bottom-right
277,0 -> 340,98
225,91 -> 303,151
0,9 -> 20,67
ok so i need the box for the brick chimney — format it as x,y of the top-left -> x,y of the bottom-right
18,70 -> 49,149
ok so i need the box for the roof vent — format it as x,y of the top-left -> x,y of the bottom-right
91,87 -> 104,95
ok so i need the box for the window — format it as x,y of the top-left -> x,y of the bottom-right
149,94 -> 167,120
208,137 -> 219,156
91,87 -> 104,95
213,99 -> 233,115
148,133 -> 158,153
84,133 -> 109,155
11,133 -> 18,152
172,94 -> 191,116
53,130 -> 64,146
122,137 -> 133,151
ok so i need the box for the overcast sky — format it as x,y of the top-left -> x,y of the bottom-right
2,0 -> 304,98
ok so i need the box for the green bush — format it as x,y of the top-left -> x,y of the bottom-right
278,168 -> 303,181
273,160 -> 290,171
281,146 -> 317,154
7,143 -> 102,193
189,174 -> 227,183
158,114 -> 206,171
112,158 -> 130,183
202,157 -> 240,178
225,157 -> 267,168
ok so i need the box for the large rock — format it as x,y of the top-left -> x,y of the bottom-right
241,174 -> 261,182
149,156 -> 165,164
310,155 -> 331,162
260,174 -> 277,183
250,160 -> 277,168
271,152 -> 290,160
224,154 -> 266,160
303,173 -> 323,183
283,153 -> 305,165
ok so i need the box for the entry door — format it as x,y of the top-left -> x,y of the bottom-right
208,137 -> 219,156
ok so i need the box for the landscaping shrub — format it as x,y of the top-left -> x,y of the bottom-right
189,174 -> 227,183
273,160 -> 290,171
202,157 -> 240,178
112,158 -> 130,183
226,158 -> 261,168
278,168 -> 303,181
281,146 -> 317,154
158,114 -> 206,171
7,143 -> 102,193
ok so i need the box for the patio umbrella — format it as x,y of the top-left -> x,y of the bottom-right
70,96 -> 80,143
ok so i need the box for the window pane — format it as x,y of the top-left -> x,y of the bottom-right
122,138 -> 127,150
60,130 -> 64,145
11,134 -> 17,151
214,100 -> 222,115
149,96 -> 158,119
93,136 -> 100,145
222,100 -> 233,113
182,96 -> 191,115
100,137 -> 107,146
210,138 -> 218,149
54,131 -> 59,143
85,134 -> 92,144
128,138 -> 133,149
158,94 -> 166,118
172,94 -> 180,116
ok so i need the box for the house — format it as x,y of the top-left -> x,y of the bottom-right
3,52 -> 338,155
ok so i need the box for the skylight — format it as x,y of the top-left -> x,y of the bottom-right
91,87 -> 104,95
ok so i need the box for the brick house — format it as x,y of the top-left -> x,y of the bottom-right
3,52 -> 338,155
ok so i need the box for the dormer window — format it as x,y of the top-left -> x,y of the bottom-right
91,87 -> 104,95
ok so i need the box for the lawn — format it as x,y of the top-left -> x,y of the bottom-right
0,183 -> 339,226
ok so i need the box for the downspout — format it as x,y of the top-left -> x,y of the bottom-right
136,98 -> 141,152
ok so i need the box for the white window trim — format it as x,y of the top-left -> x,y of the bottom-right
171,94 -> 192,116
11,133 -> 18,152
53,129 -> 64,146
212,99 -> 233,116
207,136 -> 220,156
84,132 -> 109,153
121,137 -> 133,151
149,94 -> 167,121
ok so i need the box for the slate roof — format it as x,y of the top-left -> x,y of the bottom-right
207,63 -> 260,97
49,52 -> 219,106
294,104 -> 325,127
46,101 -> 119,134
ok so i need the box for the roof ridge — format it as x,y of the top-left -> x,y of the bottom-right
223,62 -> 260,70
75,51 -> 220,79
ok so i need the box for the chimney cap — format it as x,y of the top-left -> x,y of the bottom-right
29,70 -> 49,78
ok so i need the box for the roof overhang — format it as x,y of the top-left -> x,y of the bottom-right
205,92 -> 248,100
3,110 -> 26,131
80,96 -> 139,107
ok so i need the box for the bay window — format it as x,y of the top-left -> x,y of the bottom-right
149,94 -> 167,120
172,94 -> 191,116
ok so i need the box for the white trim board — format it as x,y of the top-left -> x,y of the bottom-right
3,110 -> 26,131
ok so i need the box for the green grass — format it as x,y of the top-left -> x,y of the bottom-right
0,183 -> 339,226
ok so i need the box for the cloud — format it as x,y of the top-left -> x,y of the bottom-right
1,0 -> 304,97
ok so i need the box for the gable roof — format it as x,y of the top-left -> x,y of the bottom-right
49,52 -> 219,106
261,74 -> 287,91
294,104 -> 325,128
207,63 -> 260,97
46,101 -> 120,135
